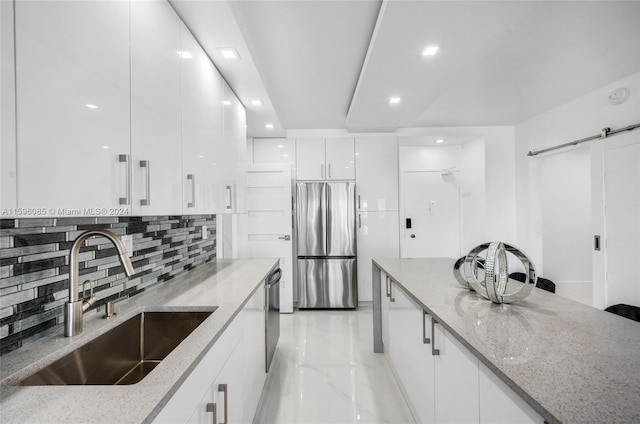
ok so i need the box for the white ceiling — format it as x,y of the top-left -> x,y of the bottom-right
172,0 -> 640,138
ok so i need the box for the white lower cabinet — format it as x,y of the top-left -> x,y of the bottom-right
382,279 -> 543,424
387,282 -> 434,423
154,287 -> 267,424
479,363 -> 544,424
188,339 -> 244,424
432,319 -> 479,424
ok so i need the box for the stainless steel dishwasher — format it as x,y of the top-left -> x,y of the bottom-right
265,267 -> 281,372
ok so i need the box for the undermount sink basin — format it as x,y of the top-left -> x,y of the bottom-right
20,309 -> 215,386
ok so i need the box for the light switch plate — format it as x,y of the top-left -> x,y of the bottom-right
122,235 -> 133,257
202,225 -> 208,240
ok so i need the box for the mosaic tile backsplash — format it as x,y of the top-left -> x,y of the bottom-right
0,215 -> 216,355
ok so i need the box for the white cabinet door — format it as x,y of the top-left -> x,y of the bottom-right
15,1 -> 131,214
388,283 -> 435,423
130,0 -> 182,215
433,321 -> 480,424
357,211 -> 399,302
325,137 -> 355,180
355,136 -> 398,211
242,286 -> 266,423
154,317 -> 242,424
479,362 -> 544,424
221,81 -> 247,214
181,23 -> 223,214
188,337 -> 244,424
296,137 -> 355,181
295,137 -> 325,180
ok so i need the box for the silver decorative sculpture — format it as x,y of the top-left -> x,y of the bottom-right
453,241 -> 536,304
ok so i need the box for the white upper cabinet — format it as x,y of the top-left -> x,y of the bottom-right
221,81 -> 248,214
130,0 -> 183,215
15,1 -> 131,214
296,137 -> 355,180
325,137 -> 355,180
295,137 -> 325,180
181,22 -> 224,214
355,137 -> 398,211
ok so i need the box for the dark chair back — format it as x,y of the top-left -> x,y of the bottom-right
604,304 -> 640,323
508,272 -> 556,294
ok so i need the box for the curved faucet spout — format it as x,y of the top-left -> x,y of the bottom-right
65,229 -> 135,337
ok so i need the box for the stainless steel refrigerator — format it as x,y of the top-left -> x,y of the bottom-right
296,182 -> 357,308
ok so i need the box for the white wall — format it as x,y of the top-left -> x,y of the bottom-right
514,71 -> 640,306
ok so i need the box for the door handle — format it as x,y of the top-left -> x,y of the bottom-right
278,235 -> 291,240
140,160 -> 150,206
225,185 -> 233,211
321,164 -> 325,179
328,163 -> 332,178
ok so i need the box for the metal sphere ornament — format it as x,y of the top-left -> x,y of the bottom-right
453,242 -> 536,304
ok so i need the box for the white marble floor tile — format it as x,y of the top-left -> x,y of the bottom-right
255,307 -> 416,424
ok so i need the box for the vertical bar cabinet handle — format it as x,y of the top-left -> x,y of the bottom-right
226,185 -> 233,211
206,403 -> 217,424
187,174 -> 196,208
328,163 -> 332,178
431,318 -> 440,356
321,164 -> 325,179
119,154 -> 131,205
140,160 -> 150,206
218,384 -> 228,424
422,310 -> 431,344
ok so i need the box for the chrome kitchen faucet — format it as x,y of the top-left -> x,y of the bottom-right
65,229 -> 135,337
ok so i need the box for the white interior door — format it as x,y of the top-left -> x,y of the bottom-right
604,141 -> 640,307
247,164 -> 294,313
593,133 -> 640,308
401,171 -> 461,258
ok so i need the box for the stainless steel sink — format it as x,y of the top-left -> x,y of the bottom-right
20,310 -> 215,386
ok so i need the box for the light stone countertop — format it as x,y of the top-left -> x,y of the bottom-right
0,258 -> 279,424
372,257 -> 640,424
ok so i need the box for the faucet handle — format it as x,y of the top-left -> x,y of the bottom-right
81,280 -> 94,301
81,280 -> 96,312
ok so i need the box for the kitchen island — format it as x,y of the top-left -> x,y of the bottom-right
372,258 -> 640,424
0,258 -> 278,424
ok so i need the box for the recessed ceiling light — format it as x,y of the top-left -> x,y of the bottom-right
250,99 -> 263,106
218,47 -> 239,59
265,123 -> 274,129
435,138 -> 445,144
102,145 -> 110,149
278,144 -> 284,149
222,100 -> 232,106
85,104 -> 98,109
389,96 -> 401,105
177,51 -> 192,59
422,45 -> 439,56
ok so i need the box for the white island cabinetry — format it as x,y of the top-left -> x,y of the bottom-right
375,260 -> 546,424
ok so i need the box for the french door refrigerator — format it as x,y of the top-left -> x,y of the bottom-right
296,182 -> 357,308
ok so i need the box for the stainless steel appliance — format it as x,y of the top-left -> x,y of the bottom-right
265,267 -> 280,372
296,182 -> 357,308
